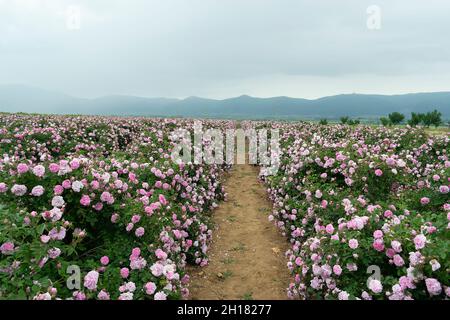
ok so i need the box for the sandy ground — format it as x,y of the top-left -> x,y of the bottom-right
188,163 -> 290,300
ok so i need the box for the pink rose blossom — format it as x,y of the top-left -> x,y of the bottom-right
17,163 -> 29,174
111,213 -> 119,223
373,230 -> 383,239
158,194 -> 168,206
11,184 -> 27,196
100,256 -> 109,266
97,290 -> 110,300
391,240 -> 402,253
348,239 -> 359,249
144,282 -> 157,295
49,163 -> 60,173
53,185 -> 64,195
48,247 -> 61,259
425,278 -> 442,296
373,239 -> 385,252
393,254 -> 405,267
0,242 -> 14,255
31,185 -> 44,197
368,279 -> 383,294
32,165 -> 45,177
154,291 -> 167,300
80,195 -> 91,206
0,182 -> 8,193
333,265 -> 342,276
413,234 -> 427,250
439,185 -> 449,194
120,267 -> 129,278
325,224 -> 334,234
135,227 -> 145,237
83,270 -> 99,291
155,248 -> 168,260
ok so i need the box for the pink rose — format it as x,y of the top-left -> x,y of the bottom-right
0,182 -> 8,193
348,239 -> 359,249
69,159 -> 80,170
49,163 -> 60,173
31,185 -> 45,197
100,256 -> 109,266
135,227 -> 145,237
32,165 -> 45,177
48,247 -> 61,259
413,234 -> 427,249
155,248 -> 168,260
325,224 -> 334,234
111,213 -> 119,223
0,242 -> 14,255
373,230 -> 383,239
80,195 -> 91,206
439,185 -> 449,194
373,239 -> 385,252
53,185 -> 64,195
384,210 -> 393,218
393,254 -> 405,267
158,194 -> 168,206
368,279 -> 383,294
131,247 -> 140,258
120,267 -> 129,278
62,180 -> 72,189
97,290 -> 110,300
425,278 -> 442,296
333,265 -> 342,276
391,240 -> 402,253
144,282 -> 157,295
154,291 -> 167,300
100,191 -> 114,204
386,248 -> 395,258
83,270 -> 99,291
17,163 -> 29,174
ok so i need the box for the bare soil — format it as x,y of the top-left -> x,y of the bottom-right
188,163 -> 290,300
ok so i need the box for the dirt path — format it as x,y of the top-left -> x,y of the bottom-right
188,163 -> 290,300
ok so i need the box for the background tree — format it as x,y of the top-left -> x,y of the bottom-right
428,109 -> 442,127
319,119 -> 328,125
421,110 -> 441,127
347,119 -> 360,125
408,112 -> 423,127
380,117 -> 391,126
388,112 -> 405,125
340,116 -> 349,124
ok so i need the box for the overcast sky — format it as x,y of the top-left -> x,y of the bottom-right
1,0 -> 449,99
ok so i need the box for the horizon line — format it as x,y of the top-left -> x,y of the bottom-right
1,83 -> 450,102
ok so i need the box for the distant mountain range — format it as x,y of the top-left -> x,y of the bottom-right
1,84 -> 449,120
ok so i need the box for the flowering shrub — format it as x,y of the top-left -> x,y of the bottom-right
0,114 -> 232,300
251,122 -> 449,300
2,114 -> 448,300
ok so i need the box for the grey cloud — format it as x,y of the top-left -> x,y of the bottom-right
0,0 -> 449,99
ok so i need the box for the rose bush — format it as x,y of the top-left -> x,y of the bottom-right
2,114 -> 448,300
250,121 -> 449,300
0,114 -> 232,300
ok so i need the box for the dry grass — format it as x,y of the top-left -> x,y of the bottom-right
425,127 -> 450,136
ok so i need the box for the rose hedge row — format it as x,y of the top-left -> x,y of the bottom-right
0,114 -> 232,300
249,121 -> 449,300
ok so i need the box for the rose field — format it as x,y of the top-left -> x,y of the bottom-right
250,121 -> 449,300
0,113 -> 449,300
